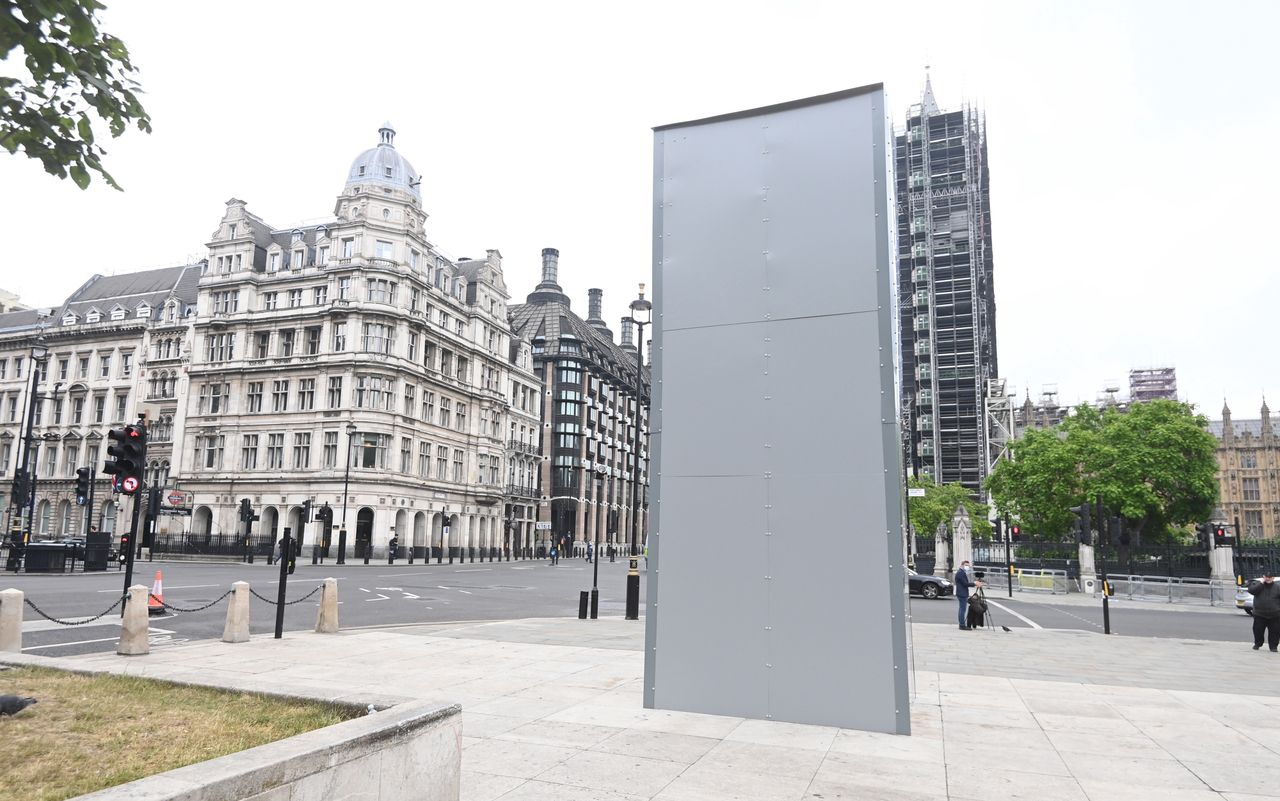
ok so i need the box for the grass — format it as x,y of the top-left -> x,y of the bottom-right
0,666 -> 355,801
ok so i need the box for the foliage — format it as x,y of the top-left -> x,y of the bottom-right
906,477 -> 991,540
0,0 -> 151,189
986,400 -> 1218,546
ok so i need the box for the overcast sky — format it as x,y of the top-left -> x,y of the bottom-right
1,0 -> 1274,421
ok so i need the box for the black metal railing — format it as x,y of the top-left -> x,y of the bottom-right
152,533 -> 274,558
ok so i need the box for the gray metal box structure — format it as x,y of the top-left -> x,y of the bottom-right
644,85 -> 910,734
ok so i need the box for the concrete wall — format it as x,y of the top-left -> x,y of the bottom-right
70,699 -> 460,801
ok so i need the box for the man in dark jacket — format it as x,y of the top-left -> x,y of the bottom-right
954,560 -> 980,630
1248,573 -> 1280,652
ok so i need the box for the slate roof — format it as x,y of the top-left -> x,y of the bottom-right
0,307 -> 45,334
510,290 -> 649,393
1209,419 -> 1268,440
60,264 -> 200,322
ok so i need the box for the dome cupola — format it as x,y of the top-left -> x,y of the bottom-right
344,123 -> 421,200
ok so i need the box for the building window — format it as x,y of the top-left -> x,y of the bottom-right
403,384 -> 416,416
338,277 -> 352,299
424,341 -> 437,371
1244,510 -> 1264,538
78,356 -> 88,378
400,437 -> 412,473
452,449 -> 463,483
99,355 -> 111,378
213,290 -> 239,313
279,329 -> 296,357
410,288 -> 421,312
1242,451 -> 1258,469
113,393 -> 128,423
455,402 -> 466,432
268,253 -> 280,272
362,322 -> 394,354
205,333 -> 235,362
418,442 -> 430,476
367,279 -> 395,304
1243,477 -> 1261,501
272,380 -> 289,412
323,431 -> 338,468
439,397 -> 451,427
93,395 -> 105,423
293,433 -> 311,469
332,321 -> 347,350
358,434 -> 389,469
198,435 -> 224,469
354,375 -> 393,410
246,381 -> 263,413
288,289 -> 303,308
374,240 -> 394,260
297,378 -> 315,411
266,434 -> 284,469
254,332 -> 270,359
327,377 -> 343,408
198,383 -> 229,415
72,396 -> 84,424
241,435 -> 259,469
57,358 -> 68,380
422,391 -> 434,421
313,285 -> 328,305
407,332 -> 418,361
317,246 -> 329,267
341,238 -> 355,258
436,446 -> 448,480
291,250 -> 304,270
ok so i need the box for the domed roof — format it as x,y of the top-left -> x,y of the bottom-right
344,123 -> 420,200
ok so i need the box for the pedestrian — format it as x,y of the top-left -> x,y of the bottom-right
1248,572 -> 1280,652
953,560 -> 982,630
549,544 -> 558,566
587,543 -> 594,563
388,535 -> 398,565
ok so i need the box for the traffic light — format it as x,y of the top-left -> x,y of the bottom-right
104,423 -> 147,495
1010,524 -> 1021,542
993,518 -> 1003,542
317,502 -> 333,529
1069,503 -> 1092,545
1213,525 -> 1233,548
1195,522 -> 1212,548
239,498 -> 253,522
10,468 -> 28,505
118,532 -> 130,563
301,499 -> 313,530
75,467 -> 92,505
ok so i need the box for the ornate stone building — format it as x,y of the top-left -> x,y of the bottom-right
0,266 -> 199,539
509,251 -> 650,556
174,124 -> 541,559
1210,401 -> 1280,540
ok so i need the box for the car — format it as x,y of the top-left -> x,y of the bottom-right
907,568 -> 953,599
1237,580 -> 1263,615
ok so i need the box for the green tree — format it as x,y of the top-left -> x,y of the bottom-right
1,0 -> 151,189
906,477 -> 991,540
986,400 -> 1218,546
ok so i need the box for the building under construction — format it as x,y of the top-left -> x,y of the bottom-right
1129,367 -> 1178,403
896,74 -> 999,495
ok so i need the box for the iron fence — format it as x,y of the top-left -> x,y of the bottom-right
152,533 -> 274,558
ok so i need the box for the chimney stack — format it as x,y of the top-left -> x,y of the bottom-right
621,318 -> 635,349
588,288 -> 603,321
540,248 -> 559,287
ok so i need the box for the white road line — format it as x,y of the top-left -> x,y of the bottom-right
359,587 -> 371,593
455,568 -> 491,573
24,636 -> 120,651
987,599 -> 1042,629
364,594 -> 390,602
457,590 -> 472,595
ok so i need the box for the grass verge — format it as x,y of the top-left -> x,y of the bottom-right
0,666 -> 354,801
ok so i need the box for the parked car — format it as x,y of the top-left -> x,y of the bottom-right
1237,580 -> 1261,615
907,568 -> 953,599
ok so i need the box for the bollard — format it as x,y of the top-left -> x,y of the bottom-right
625,556 -> 640,621
590,588 -> 599,619
222,581 -> 251,643
118,584 -> 150,655
315,577 -> 339,633
0,588 -> 23,653
578,590 -> 588,619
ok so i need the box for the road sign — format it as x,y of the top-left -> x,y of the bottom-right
166,490 -> 190,507
535,522 -> 552,530
158,508 -> 192,516
121,476 -> 140,494
908,488 -> 926,498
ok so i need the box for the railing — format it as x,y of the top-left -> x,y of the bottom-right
1103,574 -> 1238,607
505,484 -> 537,498
152,533 -> 273,558
973,564 -> 1070,595
507,440 -> 538,455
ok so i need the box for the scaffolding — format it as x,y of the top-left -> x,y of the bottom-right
1129,367 -> 1177,403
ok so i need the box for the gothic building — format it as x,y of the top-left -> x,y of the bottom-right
1210,401 -> 1279,540
175,124 -> 542,559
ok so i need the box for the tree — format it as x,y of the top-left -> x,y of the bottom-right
986,400 -> 1218,546
906,477 -> 991,541
1,0 -> 151,189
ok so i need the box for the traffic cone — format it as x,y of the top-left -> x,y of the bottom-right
148,570 -> 165,615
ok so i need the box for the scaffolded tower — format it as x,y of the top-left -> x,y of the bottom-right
896,73 -> 999,494
1129,367 -> 1177,403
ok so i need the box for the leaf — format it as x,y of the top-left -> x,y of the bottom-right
69,162 -> 89,188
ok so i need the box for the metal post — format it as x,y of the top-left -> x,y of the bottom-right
26,442 -> 42,544
1003,514 -> 1013,599
339,425 -> 355,565
274,526 -> 290,639
17,347 -> 44,550
591,471 -> 601,619
1097,494 -> 1111,635
629,318 -> 645,557
83,470 -> 96,538
121,493 -> 140,606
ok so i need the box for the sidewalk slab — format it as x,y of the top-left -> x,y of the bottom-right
9,617 -> 1280,801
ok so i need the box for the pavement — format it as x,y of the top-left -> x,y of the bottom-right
6,614 -> 1280,801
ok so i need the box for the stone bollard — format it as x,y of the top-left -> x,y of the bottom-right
118,584 -> 150,656
0,588 -> 23,653
315,577 -> 339,633
222,581 -> 251,643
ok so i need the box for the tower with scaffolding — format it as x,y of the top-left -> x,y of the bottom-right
1129,367 -> 1178,403
896,72 -> 999,496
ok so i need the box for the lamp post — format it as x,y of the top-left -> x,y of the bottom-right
338,421 -> 356,565
624,283 -> 651,558
17,343 -> 51,549
590,463 -> 606,618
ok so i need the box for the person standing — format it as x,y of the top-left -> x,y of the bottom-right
1248,572 -> 1280,652
954,560 -> 981,630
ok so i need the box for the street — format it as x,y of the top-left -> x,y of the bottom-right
4,559 -> 1260,658
6,555 -> 645,656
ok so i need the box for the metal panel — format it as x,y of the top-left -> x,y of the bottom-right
645,84 -> 909,734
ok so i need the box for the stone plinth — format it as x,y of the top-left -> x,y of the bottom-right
0,588 -> 22,653
117,584 -> 149,656
316,577 -> 339,633
222,581 -> 250,643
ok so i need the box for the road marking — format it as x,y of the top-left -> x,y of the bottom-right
987,599 -> 1042,629
511,566 -> 532,570
359,587 -> 371,593
375,587 -> 403,592
365,593 -> 390,601
22,626 -> 175,652
456,568 -> 491,573
458,590 -> 472,595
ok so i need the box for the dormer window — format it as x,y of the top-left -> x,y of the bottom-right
135,304 -> 150,319
315,226 -> 327,240
61,313 -> 77,326
358,166 -> 366,176
86,309 -> 101,323
291,229 -> 303,244
384,166 -> 393,178
268,252 -> 280,272
110,307 -> 126,321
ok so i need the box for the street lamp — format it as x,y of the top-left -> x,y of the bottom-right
339,421 -> 356,565
16,342 -> 50,549
624,283 -> 651,558
590,463 -> 607,617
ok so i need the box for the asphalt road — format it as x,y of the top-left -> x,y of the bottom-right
5,555 -> 644,657
4,559 -> 1259,657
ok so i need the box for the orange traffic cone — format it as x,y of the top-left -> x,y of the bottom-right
148,570 -> 165,615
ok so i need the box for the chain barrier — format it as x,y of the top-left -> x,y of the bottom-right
24,595 -> 125,626
249,585 -> 322,606
148,590 -> 233,613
